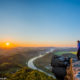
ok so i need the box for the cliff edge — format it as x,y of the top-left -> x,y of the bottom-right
51,55 -> 80,80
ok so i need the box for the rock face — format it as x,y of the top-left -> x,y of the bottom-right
72,61 -> 80,80
65,58 -> 80,80
51,55 -> 70,80
51,54 -> 80,80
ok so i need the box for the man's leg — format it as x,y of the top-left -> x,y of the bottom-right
77,49 -> 79,60
78,49 -> 80,60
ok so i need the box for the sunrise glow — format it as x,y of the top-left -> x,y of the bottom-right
0,42 -> 17,49
6,42 -> 10,46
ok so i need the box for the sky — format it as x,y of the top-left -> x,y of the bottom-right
0,0 -> 80,47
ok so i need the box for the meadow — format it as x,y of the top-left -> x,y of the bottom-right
54,51 -> 77,55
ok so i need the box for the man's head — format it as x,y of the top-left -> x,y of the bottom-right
77,40 -> 80,43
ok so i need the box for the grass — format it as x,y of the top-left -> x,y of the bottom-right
54,51 -> 69,55
70,51 -> 77,54
54,51 -> 77,56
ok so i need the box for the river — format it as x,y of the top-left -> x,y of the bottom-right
27,48 -> 56,79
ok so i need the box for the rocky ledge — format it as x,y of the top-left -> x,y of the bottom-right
65,58 -> 80,80
51,55 -> 71,80
51,55 -> 80,80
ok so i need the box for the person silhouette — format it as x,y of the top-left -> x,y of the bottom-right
77,40 -> 80,60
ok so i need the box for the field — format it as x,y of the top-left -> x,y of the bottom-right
54,51 -> 77,55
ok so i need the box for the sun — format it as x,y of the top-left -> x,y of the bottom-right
0,42 -> 16,49
5,42 -> 10,46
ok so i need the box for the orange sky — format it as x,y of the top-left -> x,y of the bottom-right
0,41 -> 77,48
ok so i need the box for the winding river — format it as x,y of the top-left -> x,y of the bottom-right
27,48 -> 56,79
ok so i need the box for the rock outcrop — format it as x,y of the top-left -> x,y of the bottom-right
51,55 -> 80,80
51,55 -> 71,80
65,58 -> 80,80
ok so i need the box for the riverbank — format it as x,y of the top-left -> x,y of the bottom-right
27,48 -> 56,79
34,51 -> 54,74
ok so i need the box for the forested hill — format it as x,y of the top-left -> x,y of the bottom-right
5,67 -> 56,80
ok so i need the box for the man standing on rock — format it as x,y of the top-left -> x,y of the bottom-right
77,40 -> 80,60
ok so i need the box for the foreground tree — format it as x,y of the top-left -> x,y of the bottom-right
6,67 -> 55,80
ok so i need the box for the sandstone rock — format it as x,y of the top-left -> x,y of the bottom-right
65,59 -> 80,80
51,55 -> 70,80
